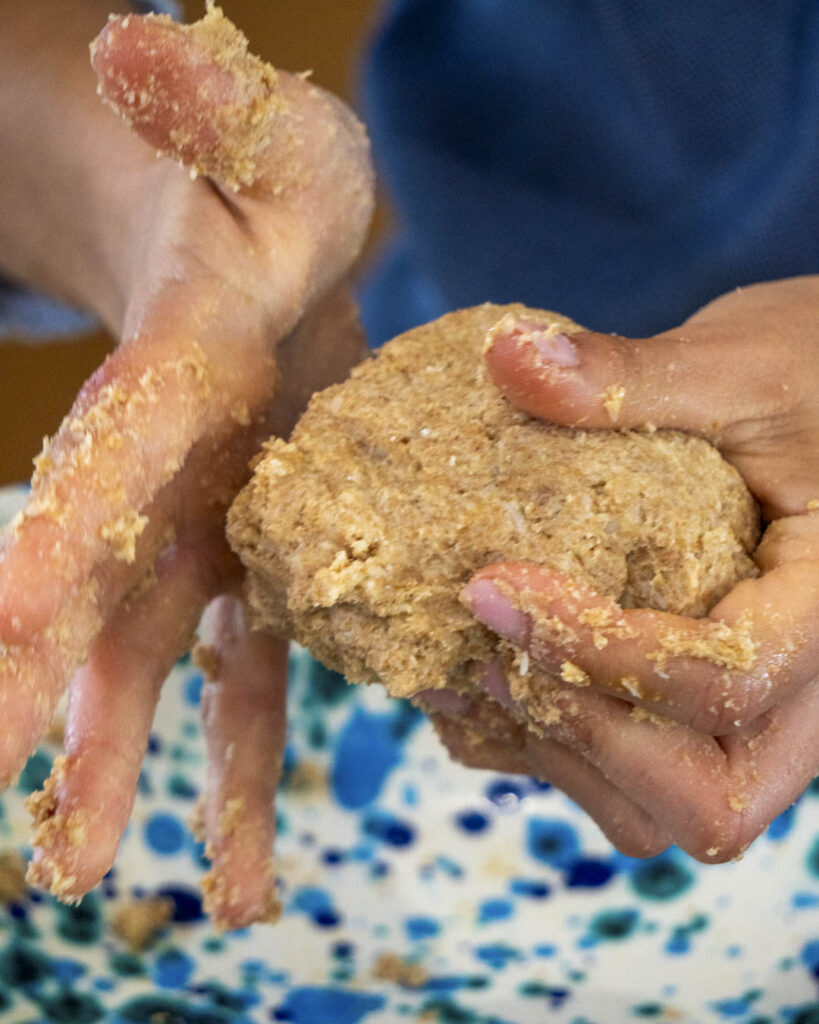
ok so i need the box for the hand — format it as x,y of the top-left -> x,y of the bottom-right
0,7 -> 373,927
432,277 -> 819,862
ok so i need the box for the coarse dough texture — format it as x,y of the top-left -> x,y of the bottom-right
227,304 -> 760,700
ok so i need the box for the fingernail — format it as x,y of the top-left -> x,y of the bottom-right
417,688 -> 471,715
531,329 -> 578,367
461,578 -> 530,644
487,316 -> 579,368
477,660 -> 514,709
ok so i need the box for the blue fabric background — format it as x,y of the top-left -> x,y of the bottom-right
360,0 -> 819,345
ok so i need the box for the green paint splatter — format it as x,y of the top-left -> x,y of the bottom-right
632,1004 -> 664,1017
806,837 -> 819,878
630,856 -> 694,901
36,987 -> 105,1023
17,750 -> 53,794
113,994 -> 234,1023
307,720 -> 327,750
10,914 -> 40,942
108,952 -> 147,977
791,1006 -> 819,1024
303,662 -> 351,707
167,773 -> 198,800
0,940 -> 52,987
589,907 -> 639,941
519,981 -> 570,1000
0,984 -> 12,1012
53,892 -> 102,945
201,937 -> 225,954
417,998 -> 507,1024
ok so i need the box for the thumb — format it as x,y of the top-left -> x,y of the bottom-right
483,310 -> 745,439
90,5 -> 372,201
91,4 -> 373,310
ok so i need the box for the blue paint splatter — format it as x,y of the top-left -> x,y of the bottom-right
152,948 -> 195,989
184,673 -> 204,706
291,887 -> 342,929
566,858 -> 614,888
509,878 -> 550,899
455,810 -> 490,834
156,885 -> 204,923
143,813 -> 186,856
405,916 -> 440,940
526,818 -> 579,868
332,706 -> 420,810
709,990 -> 761,1017
478,899 -> 513,924
361,810 -> 415,848
474,944 -> 523,970
801,940 -> 819,979
768,803 -> 797,841
51,957 -> 86,983
272,986 -> 385,1023
485,778 -> 525,808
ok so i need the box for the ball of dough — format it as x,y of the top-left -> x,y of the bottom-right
228,304 -> 759,699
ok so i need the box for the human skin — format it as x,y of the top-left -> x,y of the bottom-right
0,1 -> 373,927
429,277 -> 819,863
2,0 -> 817,923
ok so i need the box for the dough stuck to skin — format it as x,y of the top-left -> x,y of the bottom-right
228,304 -> 760,700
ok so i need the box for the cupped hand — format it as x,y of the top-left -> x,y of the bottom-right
436,277 -> 819,862
0,6 -> 373,927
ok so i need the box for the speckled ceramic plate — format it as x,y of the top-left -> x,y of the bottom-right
0,483 -> 818,1024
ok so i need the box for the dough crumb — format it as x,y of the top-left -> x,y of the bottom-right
372,952 -> 429,989
0,850 -> 27,903
112,896 -> 174,951
560,660 -> 590,686
602,383 -> 626,423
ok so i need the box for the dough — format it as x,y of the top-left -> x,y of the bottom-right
228,304 -> 759,700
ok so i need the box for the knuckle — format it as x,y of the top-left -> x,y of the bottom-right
679,803 -> 746,863
691,670 -> 766,735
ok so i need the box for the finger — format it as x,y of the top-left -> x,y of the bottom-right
493,661 -> 819,862
463,557 -> 819,734
483,280 -> 806,438
0,326 -> 228,641
0,269 -> 286,644
91,6 -> 285,191
423,688 -> 671,859
196,594 -> 286,930
0,427 -> 243,787
92,7 -> 373,276
24,535 -> 227,901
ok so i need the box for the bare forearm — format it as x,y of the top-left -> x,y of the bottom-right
0,0 -> 156,330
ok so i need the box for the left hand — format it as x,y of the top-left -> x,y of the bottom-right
0,7 -> 373,927
431,277 -> 819,862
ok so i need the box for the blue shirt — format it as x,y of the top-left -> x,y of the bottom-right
359,0 -> 819,344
